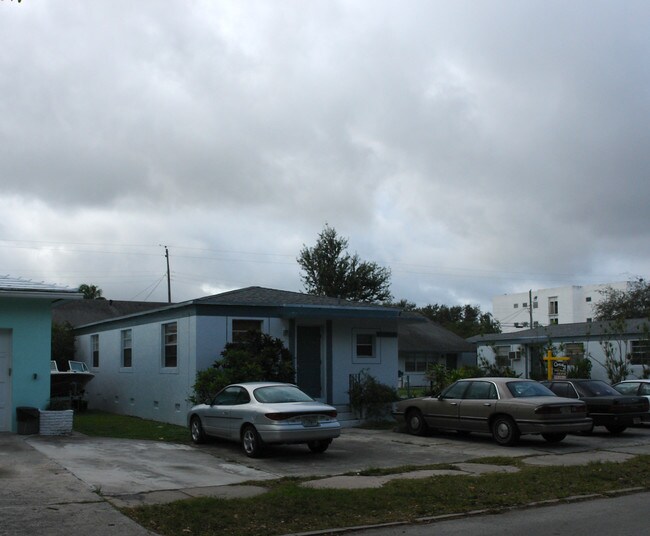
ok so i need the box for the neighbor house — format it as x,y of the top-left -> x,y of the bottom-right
72,287 -> 414,426
0,276 -> 81,432
468,318 -> 650,382
398,317 -> 476,387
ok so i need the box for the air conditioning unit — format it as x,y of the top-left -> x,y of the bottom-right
509,344 -> 524,360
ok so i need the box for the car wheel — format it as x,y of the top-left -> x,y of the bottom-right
307,439 -> 332,453
492,415 -> 520,446
405,409 -> 428,436
190,416 -> 206,444
241,425 -> 264,458
541,432 -> 566,443
605,425 -> 627,435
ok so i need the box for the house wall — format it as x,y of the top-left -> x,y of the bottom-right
0,298 -> 53,432
477,338 -> 646,383
76,312 -> 400,426
77,314 -> 196,426
329,318 -> 399,405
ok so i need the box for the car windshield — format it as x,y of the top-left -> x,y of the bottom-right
574,381 -> 620,397
507,381 -> 555,398
254,385 -> 314,404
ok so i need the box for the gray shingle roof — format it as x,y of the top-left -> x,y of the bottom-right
194,286 -> 400,311
52,299 -> 169,327
468,318 -> 650,344
399,318 -> 476,353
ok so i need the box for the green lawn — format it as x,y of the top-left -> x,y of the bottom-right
74,410 -> 190,443
125,456 -> 650,536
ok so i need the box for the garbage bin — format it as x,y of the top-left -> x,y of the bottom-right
16,407 -> 40,435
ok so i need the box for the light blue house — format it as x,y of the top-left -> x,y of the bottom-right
72,287 -> 411,426
0,276 -> 81,432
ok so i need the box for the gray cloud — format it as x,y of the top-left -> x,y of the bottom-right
1,0 -> 649,309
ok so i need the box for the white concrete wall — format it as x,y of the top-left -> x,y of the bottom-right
477,339 -> 646,383
77,315 -> 196,426
493,282 -> 629,333
329,318 -> 399,405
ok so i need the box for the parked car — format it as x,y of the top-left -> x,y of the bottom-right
612,379 -> 650,423
542,379 -> 649,434
188,382 -> 341,457
392,377 -> 592,446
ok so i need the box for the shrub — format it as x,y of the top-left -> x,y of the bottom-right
349,369 -> 398,419
190,331 -> 295,405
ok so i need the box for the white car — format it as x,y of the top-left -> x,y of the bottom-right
613,380 -> 650,423
188,382 -> 341,457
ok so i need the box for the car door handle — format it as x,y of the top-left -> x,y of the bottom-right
450,402 -> 458,406
483,403 -> 492,407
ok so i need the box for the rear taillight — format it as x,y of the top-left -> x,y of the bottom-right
264,411 -> 338,421
535,406 -> 560,414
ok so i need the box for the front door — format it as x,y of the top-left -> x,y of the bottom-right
0,330 -> 12,432
296,326 -> 322,399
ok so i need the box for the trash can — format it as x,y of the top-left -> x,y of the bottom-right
16,407 -> 40,435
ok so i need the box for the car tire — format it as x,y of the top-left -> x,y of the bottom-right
405,409 -> 429,436
541,432 -> 566,443
492,415 -> 520,446
605,425 -> 627,435
190,416 -> 206,444
241,425 -> 264,458
307,439 -> 332,453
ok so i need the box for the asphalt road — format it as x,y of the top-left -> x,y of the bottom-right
347,491 -> 650,536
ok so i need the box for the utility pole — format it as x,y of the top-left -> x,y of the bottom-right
526,289 -> 533,379
164,246 -> 171,303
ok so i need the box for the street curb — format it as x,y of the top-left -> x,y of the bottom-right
281,486 -> 649,536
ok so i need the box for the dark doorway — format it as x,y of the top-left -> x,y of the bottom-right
297,326 -> 322,398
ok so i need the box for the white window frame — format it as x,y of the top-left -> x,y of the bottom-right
352,329 -> 380,364
230,318 -> 263,343
121,329 -> 133,370
162,322 -> 178,369
91,334 -> 99,369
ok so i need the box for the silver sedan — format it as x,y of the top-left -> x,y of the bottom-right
188,382 -> 341,457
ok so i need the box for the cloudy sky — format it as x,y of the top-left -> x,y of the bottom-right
1,0 -> 649,311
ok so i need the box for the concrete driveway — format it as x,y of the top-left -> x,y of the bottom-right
4,425 -> 650,535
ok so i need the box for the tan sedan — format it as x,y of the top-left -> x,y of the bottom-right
393,377 -> 593,446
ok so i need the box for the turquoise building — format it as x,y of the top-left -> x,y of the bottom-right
0,277 -> 81,432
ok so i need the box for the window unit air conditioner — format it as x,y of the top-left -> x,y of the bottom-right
509,344 -> 523,360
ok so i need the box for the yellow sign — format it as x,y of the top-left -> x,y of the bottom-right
542,349 -> 570,380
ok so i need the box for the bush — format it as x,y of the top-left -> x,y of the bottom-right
349,369 -> 398,419
568,358 -> 592,379
190,331 -> 295,405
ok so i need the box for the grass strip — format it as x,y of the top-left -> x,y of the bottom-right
74,410 -> 190,443
123,455 -> 650,536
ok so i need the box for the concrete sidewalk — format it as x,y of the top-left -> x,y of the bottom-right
0,433 -> 155,536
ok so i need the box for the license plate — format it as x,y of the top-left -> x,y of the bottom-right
302,416 -> 319,427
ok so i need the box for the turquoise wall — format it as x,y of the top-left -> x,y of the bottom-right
0,298 -> 53,431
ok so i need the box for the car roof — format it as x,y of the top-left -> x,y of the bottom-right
229,382 -> 296,388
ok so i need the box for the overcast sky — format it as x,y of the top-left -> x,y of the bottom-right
1,0 -> 648,311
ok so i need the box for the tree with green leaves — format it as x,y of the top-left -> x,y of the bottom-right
297,224 -> 392,303
78,283 -> 104,300
594,278 -> 650,320
51,321 -> 75,371
190,331 -> 295,404
389,300 -> 501,338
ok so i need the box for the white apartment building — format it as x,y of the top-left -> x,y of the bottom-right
492,282 -> 630,333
